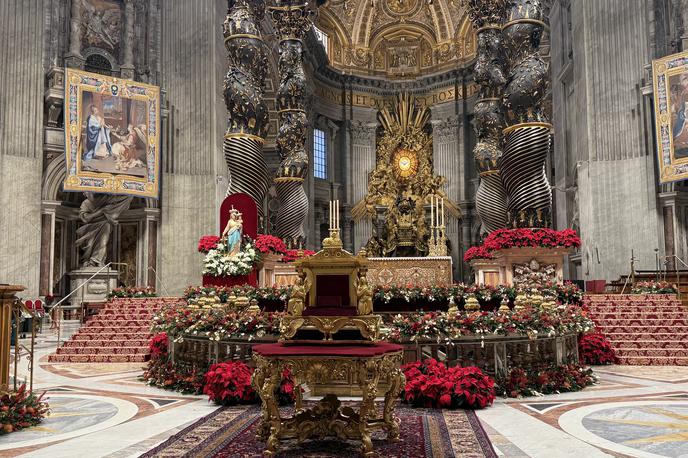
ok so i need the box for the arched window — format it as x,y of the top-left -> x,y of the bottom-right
313,128 -> 327,179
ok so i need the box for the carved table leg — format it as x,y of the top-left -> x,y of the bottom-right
252,356 -> 283,457
357,360 -> 381,458
383,366 -> 405,441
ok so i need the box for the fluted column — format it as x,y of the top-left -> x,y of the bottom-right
349,122 -> 377,251
500,0 -> 552,228
121,0 -> 136,79
65,0 -> 84,68
222,0 -> 270,217
464,0 -> 508,234
270,0 -> 313,246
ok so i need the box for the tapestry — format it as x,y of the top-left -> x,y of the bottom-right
63,68 -> 161,198
140,404 -> 496,458
653,50 -> 688,183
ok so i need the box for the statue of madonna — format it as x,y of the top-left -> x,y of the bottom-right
222,208 -> 243,257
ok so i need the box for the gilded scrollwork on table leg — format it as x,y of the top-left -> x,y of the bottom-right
382,366 -> 405,441
357,359 -> 381,457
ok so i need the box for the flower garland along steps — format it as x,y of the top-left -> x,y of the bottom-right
464,228 -> 581,262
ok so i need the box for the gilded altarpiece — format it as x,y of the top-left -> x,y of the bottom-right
352,94 -> 459,258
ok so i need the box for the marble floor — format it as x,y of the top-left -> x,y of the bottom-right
4,328 -> 688,458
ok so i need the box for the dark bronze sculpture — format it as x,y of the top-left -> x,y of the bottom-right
500,0 -> 552,228
464,0 -> 509,234
270,0 -> 313,246
222,0 -> 270,216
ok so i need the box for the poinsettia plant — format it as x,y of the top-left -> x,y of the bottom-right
401,359 -> 495,409
0,384 -> 49,435
464,228 -> 581,262
255,235 -> 287,255
198,235 -> 221,254
630,281 -> 677,294
498,364 -> 595,397
203,361 -> 257,405
149,332 -> 168,359
578,332 -> 619,365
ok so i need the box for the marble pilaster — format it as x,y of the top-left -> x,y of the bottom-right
349,121 -> 377,251
121,0 -> 136,79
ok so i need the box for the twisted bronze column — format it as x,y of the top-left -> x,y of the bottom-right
464,0 -> 509,234
500,0 -> 552,228
270,1 -> 312,246
223,0 -> 270,216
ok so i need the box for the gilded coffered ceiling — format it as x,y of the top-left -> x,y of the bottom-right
317,0 -> 476,79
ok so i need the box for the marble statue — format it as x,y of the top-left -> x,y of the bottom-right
75,193 -> 133,267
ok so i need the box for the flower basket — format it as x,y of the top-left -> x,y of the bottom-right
202,272 -> 257,288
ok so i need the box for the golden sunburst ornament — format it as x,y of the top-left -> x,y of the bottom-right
392,148 -> 419,179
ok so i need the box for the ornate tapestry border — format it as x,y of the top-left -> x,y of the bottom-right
63,67 -> 161,198
652,50 -> 688,184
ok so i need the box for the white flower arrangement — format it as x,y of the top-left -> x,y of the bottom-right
202,240 -> 258,277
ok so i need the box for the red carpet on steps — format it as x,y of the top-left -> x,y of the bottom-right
584,294 -> 688,366
48,297 -> 181,363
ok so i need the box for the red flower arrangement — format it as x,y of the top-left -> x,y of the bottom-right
401,359 -> 495,409
277,367 -> 297,405
464,228 -> 581,262
203,361 -> 257,405
255,235 -> 287,255
281,249 -> 316,263
149,332 -> 168,359
0,384 -> 49,435
198,235 -> 221,253
578,332 -> 619,365
499,364 -> 595,397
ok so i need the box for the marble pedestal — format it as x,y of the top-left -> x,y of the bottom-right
68,268 -> 120,306
470,247 -> 571,286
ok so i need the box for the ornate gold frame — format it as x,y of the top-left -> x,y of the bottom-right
64,68 -> 161,198
652,50 -> 688,183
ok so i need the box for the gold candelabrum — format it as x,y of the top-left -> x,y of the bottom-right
427,194 -> 447,257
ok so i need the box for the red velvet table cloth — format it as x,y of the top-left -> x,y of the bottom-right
252,342 -> 403,357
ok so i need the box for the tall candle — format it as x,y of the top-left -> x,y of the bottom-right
441,198 -> 445,228
336,200 -> 339,229
430,195 -> 434,228
329,201 -> 332,229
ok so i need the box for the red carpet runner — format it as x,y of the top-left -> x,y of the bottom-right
585,294 -> 688,365
48,297 -> 180,363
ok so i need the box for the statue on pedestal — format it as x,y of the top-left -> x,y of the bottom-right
75,192 -> 133,267
222,208 -> 243,257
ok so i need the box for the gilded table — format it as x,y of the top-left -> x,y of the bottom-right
251,342 -> 405,457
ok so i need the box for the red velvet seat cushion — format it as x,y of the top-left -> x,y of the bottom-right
252,342 -> 403,357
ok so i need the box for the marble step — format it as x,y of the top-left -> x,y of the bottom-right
78,326 -> 150,334
62,339 -> 150,348
592,318 -> 688,326
616,356 -> 688,365
85,320 -> 152,327
56,346 -> 149,355
615,348 -> 688,358
608,340 -> 688,349
594,325 -> 688,334
72,333 -> 151,341
604,332 -> 688,341
585,305 -> 685,311
47,353 -> 148,363
591,311 -> 688,319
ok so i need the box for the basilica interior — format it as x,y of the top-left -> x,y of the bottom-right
2,0 -> 688,457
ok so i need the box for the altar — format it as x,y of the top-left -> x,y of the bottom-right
366,256 -> 453,287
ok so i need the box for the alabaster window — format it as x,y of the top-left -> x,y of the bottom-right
313,25 -> 329,57
313,128 -> 328,179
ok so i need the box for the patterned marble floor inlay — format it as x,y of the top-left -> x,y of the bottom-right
560,400 -> 688,458
0,394 -> 138,450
